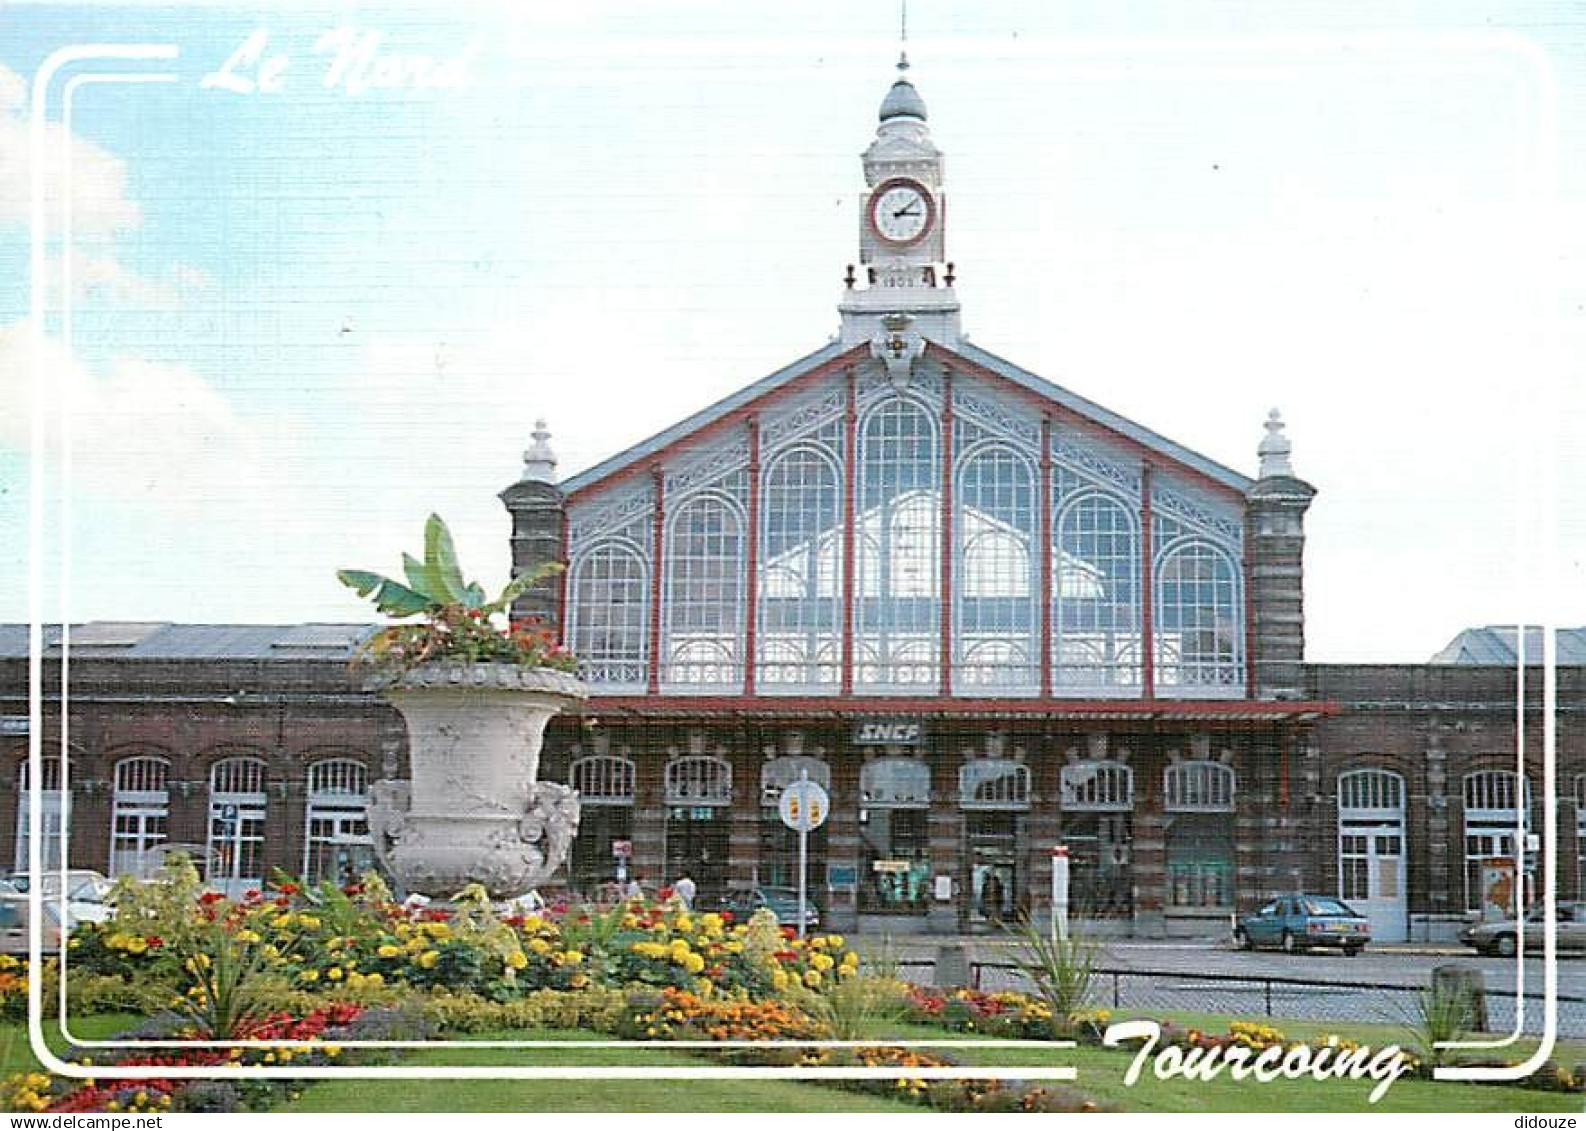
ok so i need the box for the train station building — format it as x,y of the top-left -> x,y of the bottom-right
3,62 -> 1579,942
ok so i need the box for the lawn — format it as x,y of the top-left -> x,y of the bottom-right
281,1029 -> 920,1114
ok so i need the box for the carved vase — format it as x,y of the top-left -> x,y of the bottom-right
366,662 -> 587,899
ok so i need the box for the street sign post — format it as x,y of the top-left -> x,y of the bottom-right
1050,844 -> 1070,942
778,771 -> 829,939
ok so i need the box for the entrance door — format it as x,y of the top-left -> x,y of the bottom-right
965,812 -> 1020,929
665,806 -> 727,907
1340,823 -> 1407,941
1337,769 -> 1408,942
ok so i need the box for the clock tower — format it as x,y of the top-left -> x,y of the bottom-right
838,55 -> 962,347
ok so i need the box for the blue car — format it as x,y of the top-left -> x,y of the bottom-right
1236,894 -> 1370,955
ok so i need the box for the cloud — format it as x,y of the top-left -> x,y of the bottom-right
0,321 -> 261,507
0,63 -> 142,236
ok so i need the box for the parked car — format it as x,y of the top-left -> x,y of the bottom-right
0,892 -> 67,955
3,870 -> 115,926
1236,894 -> 1370,955
1459,902 -> 1586,957
721,886 -> 820,930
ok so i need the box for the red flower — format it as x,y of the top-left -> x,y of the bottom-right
720,910 -> 734,923
658,886 -> 674,900
144,935 -> 163,948
198,891 -> 225,905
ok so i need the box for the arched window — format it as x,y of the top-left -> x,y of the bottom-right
1060,761 -> 1133,811
569,541 -> 649,688
860,758 -> 931,807
1462,769 -> 1532,914
571,755 -> 636,805
959,760 -> 1030,809
13,757 -> 65,872
760,755 -> 831,803
1059,760 -> 1134,916
956,443 -> 1037,692
207,756 -> 267,897
1055,492 -> 1140,689
110,754 -> 169,878
1164,761 -> 1236,812
1340,768 -> 1404,813
758,446 -> 842,689
1155,539 -> 1241,688
664,493 -> 745,689
857,398 -> 939,689
568,754 -> 636,896
958,639 -> 1031,690
1164,760 -> 1235,911
665,755 -> 732,806
303,758 -> 372,884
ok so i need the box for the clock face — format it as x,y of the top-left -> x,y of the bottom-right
869,179 -> 934,247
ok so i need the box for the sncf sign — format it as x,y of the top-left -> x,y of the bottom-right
853,719 -> 924,746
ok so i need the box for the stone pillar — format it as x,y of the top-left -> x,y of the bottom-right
726,728 -> 759,895
1245,411 -> 1316,701
1026,733 -> 1061,921
1130,734 -> 1167,938
630,727 -> 668,893
498,420 -> 567,634
825,743 -> 861,931
926,746 -> 960,932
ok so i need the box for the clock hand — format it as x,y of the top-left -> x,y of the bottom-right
893,204 -> 921,218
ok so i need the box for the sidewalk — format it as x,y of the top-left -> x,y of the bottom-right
846,932 -> 1470,957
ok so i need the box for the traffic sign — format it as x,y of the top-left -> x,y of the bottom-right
779,779 -> 829,833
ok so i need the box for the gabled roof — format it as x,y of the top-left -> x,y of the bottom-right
1429,625 -> 1586,666
559,336 -> 1254,499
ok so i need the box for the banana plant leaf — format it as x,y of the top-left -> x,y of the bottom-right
424,514 -> 478,608
335,570 -> 435,617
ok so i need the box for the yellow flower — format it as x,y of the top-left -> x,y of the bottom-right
365,972 -> 384,986
561,950 -> 583,965
324,1044 -> 342,1058
274,913 -> 296,929
683,952 -> 705,974
802,969 -> 822,987
346,972 -> 365,988
125,937 -> 148,955
234,929 -> 261,944
528,937 -> 552,955
297,915 -> 321,931
299,969 -> 320,983
377,944 -> 402,959
771,969 -> 790,991
506,951 -> 529,970
327,966 -> 344,981
825,934 -> 845,949
810,953 -> 835,972
417,950 -> 440,970
424,922 -> 451,940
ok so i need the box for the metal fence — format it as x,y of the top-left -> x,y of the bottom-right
893,958 -> 1586,1039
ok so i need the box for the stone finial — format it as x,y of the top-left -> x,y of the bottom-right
521,419 -> 557,483
1257,408 -> 1294,479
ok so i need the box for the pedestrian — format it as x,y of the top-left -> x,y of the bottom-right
624,874 -> 644,900
673,873 -> 696,910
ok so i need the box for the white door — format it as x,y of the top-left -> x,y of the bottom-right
1340,822 -> 1407,941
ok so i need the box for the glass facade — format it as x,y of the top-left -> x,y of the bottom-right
565,372 -> 1245,697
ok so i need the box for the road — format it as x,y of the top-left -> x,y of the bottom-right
868,938 -> 1586,1038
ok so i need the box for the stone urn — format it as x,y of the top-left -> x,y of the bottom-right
366,662 -> 588,899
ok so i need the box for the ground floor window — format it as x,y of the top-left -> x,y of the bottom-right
208,757 -> 267,897
665,806 -> 727,906
1165,813 -> 1233,909
966,811 -> 1022,926
14,758 -> 66,872
571,805 -> 634,896
859,807 -> 930,914
758,816 -> 828,890
1465,826 -> 1532,914
1063,812 -> 1132,916
303,759 -> 372,886
110,755 -> 169,878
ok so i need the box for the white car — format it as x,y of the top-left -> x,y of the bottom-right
4,870 -> 115,926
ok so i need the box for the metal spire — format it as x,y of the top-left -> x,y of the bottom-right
898,0 -> 909,71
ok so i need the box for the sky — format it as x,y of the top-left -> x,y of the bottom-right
0,0 -> 1582,663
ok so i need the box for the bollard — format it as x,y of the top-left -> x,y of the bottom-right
934,943 -> 971,989
1432,964 -> 1488,1032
